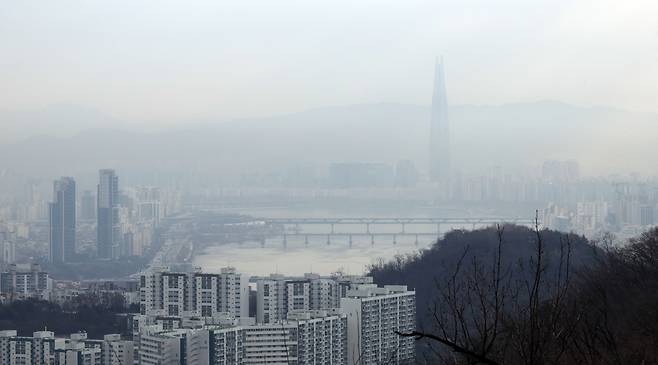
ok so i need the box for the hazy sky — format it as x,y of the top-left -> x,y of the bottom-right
1,0 -> 657,122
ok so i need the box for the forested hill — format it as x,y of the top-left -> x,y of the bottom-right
368,225 -> 599,323
369,225 -> 658,363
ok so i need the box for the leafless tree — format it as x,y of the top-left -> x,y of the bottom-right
397,213 -> 581,365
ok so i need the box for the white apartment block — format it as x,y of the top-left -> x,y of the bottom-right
210,310 -> 347,365
98,334 -> 134,365
208,326 -> 243,365
136,310 -> 347,365
340,285 -> 416,365
242,323 -> 299,365
55,341 -> 102,365
287,280 -> 311,314
0,330 -> 57,365
0,330 -> 132,365
256,275 -> 288,324
138,325 -> 210,365
140,267 -> 249,319
138,326 -> 184,365
309,278 -> 339,310
218,267 -> 248,318
256,274 -> 373,324
291,311 -> 347,365
0,264 -> 52,301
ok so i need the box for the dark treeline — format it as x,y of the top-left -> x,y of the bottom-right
369,224 -> 658,364
43,256 -> 150,281
0,293 -> 135,339
369,225 -> 598,325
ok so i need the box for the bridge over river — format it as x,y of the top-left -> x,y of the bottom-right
256,217 -> 536,246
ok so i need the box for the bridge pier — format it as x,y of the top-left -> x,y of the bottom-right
371,235 -> 375,246
401,223 -> 406,234
366,223 -> 370,234
330,224 -> 335,234
393,235 -> 397,245
349,235 -> 353,247
414,234 -> 419,246
326,234 -> 331,245
304,235 -> 309,245
260,237 -> 266,247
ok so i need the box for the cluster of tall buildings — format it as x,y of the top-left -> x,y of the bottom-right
542,178 -> 658,237
47,170 -> 120,263
46,169 -> 178,264
0,265 -> 417,364
130,267 -> 416,365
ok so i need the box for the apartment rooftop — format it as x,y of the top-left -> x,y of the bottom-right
344,284 -> 413,298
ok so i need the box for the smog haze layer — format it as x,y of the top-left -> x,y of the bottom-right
1,0 -> 658,180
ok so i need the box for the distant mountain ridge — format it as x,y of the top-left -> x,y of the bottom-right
0,101 -> 656,184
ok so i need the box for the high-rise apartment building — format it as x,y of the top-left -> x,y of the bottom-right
49,177 -> 76,263
0,330 -> 133,365
97,169 -> 119,259
140,267 -> 250,319
0,330 -> 57,365
256,274 -> 373,324
341,285 -> 416,365
138,312 -> 348,365
0,263 -> 51,301
207,310 -> 347,365
256,275 -> 289,324
139,326 -> 209,365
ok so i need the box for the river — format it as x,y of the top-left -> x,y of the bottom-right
190,206 -> 503,276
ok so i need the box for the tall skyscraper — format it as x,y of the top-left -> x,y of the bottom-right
49,177 -> 76,263
429,57 -> 451,183
97,169 -> 119,259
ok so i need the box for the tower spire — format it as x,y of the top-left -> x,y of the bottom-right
429,56 -> 451,185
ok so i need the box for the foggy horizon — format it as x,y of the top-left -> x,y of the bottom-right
2,0 -> 658,122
